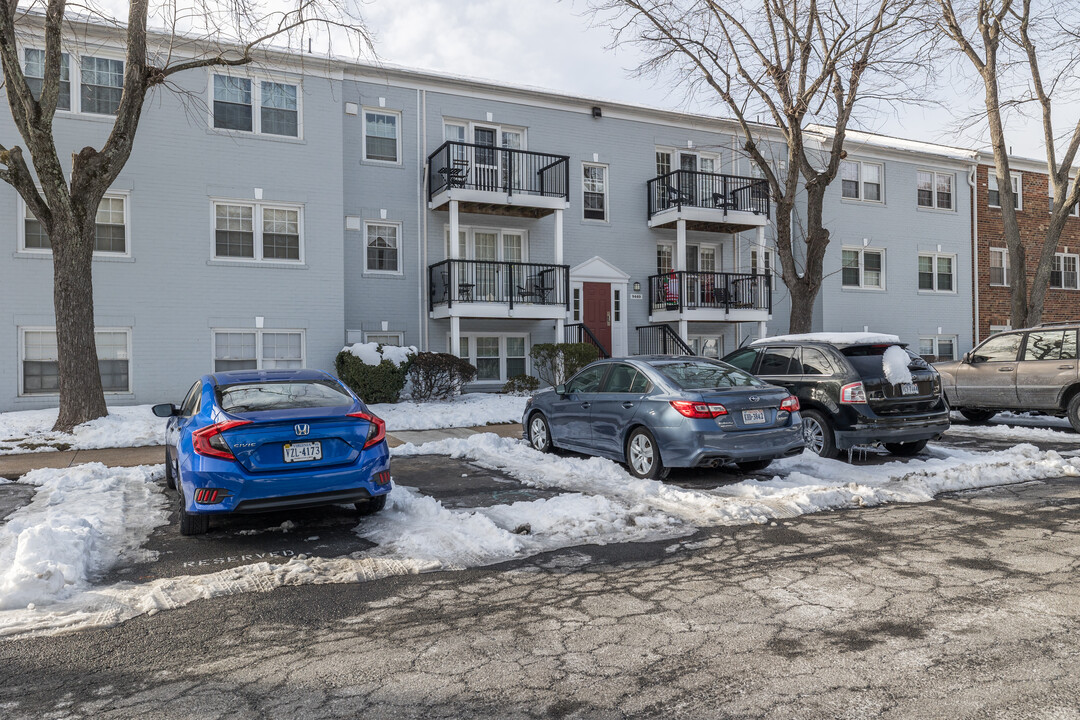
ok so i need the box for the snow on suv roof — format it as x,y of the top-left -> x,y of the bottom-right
751,332 -> 902,347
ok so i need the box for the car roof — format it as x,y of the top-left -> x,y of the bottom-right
209,369 -> 334,386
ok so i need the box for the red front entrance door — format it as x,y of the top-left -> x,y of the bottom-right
583,282 -> 612,353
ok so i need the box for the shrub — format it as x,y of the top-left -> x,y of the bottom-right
408,352 -> 478,401
503,374 -> 540,395
530,343 -> 600,387
335,344 -> 415,404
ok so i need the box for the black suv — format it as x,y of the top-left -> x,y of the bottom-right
722,337 -> 951,458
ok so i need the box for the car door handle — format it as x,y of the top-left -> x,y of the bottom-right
1059,365 -> 1075,370
622,402 -> 635,409
581,402 -> 591,409
998,367 -> 1014,372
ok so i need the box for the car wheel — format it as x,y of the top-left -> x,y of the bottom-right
1067,394 -> 1080,434
801,410 -> 839,459
355,494 -> 388,516
884,439 -> 928,457
164,449 -> 176,490
959,408 -> 997,423
528,412 -> 553,453
177,484 -> 209,536
625,427 -> 669,480
736,459 -> 772,473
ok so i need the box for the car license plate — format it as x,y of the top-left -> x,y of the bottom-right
283,441 -> 322,463
741,409 -> 766,425
901,382 -> 919,396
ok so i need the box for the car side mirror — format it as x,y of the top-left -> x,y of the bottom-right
152,403 -> 179,418
555,384 -> 566,396
961,352 -> 972,364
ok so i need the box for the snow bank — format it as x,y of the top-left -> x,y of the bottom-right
371,394 -> 528,431
882,345 -> 914,385
752,332 -> 901,346
947,422 -> 1077,444
341,342 -> 416,367
0,405 -> 166,455
0,464 -> 170,610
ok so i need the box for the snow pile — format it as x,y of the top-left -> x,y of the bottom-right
371,394 -> 528,431
752,332 -> 901,346
0,405 -> 167,455
0,464 -> 170,610
882,345 -> 914,385
341,342 -> 416,367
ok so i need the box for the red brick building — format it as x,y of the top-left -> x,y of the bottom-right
973,155 -> 1080,342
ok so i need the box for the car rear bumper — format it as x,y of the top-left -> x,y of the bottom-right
663,422 -> 806,468
833,413 -> 951,450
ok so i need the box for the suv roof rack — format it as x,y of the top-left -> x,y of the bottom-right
1036,321 -> 1077,327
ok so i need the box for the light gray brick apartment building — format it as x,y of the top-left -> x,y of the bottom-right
0,22 -> 975,412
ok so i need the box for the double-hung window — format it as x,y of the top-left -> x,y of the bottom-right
213,329 -> 304,371
23,194 -> 129,255
841,247 -> 884,289
81,56 -> 123,115
655,150 -> 672,177
214,201 -> 302,262
213,75 -> 301,136
989,248 -> 1009,286
20,328 -> 130,395
24,48 -> 70,110
918,253 -> 955,292
365,222 -> 400,273
656,244 -> 673,275
917,170 -> 953,209
260,82 -> 299,136
1051,252 -> 1079,290
213,76 -> 252,131
457,335 -> 528,382
918,336 -> 956,363
364,110 -> 400,163
988,171 -> 1022,209
841,160 -> 883,202
583,163 -> 608,221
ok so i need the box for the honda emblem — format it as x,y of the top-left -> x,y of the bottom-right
294,423 -> 310,436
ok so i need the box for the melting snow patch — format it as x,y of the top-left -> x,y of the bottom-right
371,394 -> 528,431
0,406 -> 166,455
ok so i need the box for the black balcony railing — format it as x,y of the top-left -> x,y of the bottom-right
565,323 -> 610,358
429,259 -> 570,311
647,170 -> 770,219
648,271 -> 773,314
636,325 -> 694,356
428,141 -> 570,202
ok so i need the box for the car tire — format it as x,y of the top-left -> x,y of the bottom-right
959,408 -> 997,423
356,494 -> 388,516
177,484 -> 209,536
801,410 -> 839,459
625,427 -> 669,480
1067,393 -> 1080,434
884,439 -> 928,457
527,412 -> 553,453
164,449 -> 176,490
736,459 -> 773,473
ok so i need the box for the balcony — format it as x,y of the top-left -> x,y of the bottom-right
647,171 -> 770,232
429,259 -> 570,319
428,142 -> 570,218
647,271 -> 772,323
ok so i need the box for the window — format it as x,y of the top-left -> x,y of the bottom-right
213,330 -> 304,371
989,248 -> 1009,286
842,248 -> 884,289
24,49 -> 70,110
20,328 -> 130,395
81,56 -> 123,115
841,160 -> 883,202
583,163 -> 608,221
365,222 -> 400,273
918,336 -> 956,363
506,337 -> 526,378
212,75 -> 300,136
800,348 -> 833,375
364,332 -> 404,346
657,244 -> 673,275
572,287 -> 581,322
364,110 -> 399,163
1050,177 -> 1079,216
260,82 -> 298,137
917,170 -> 953,209
971,332 -> 1022,363
689,336 -> 722,358
1051,252 -> 1079,290
656,150 -> 672,177
988,171 -> 1022,210
213,75 -> 252,131
1022,329 -> 1078,361
751,248 -> 775,289
918,253 -> 954,292
23,194 -> 128,255
456,334 -> 528,382
724,348 -> 757,372
443,226 -> 528,262
757,347 -> 797,375
613,289 -> 621,322
213,201 -> 302,262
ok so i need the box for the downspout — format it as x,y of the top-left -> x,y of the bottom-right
418,88 -> 427,351
968,158 -> 979,346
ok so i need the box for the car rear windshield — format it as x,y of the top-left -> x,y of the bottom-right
651,359 -> 764,390
217,381 -> 353,413
840,345 -> 929,379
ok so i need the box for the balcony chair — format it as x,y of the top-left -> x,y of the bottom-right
517,274 -> 553,304
437,159 -> 470,189
665,185 -> 692,207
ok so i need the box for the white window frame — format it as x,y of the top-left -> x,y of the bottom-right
917,252 -> 957,294
363,331 -> 404,346
989,247 -> 1009,286
751,247 -> 775,290
211,329 -> 306,372
21,46 -> 73,113
362,108 -> 402,164
656,243 -> 674,275
1050,177 -> 1079,217
1051,251 -> 1080,290
918,335 -> 957,362
207,71 -> 304,139
18,326 -> 132,397
582,162 -> 609,222
988,171 -> 1023,210
210,199 -> 305,264
364,220 -> 403,275
18,191 -> 132,258
452,333 -> 530,383
688,335 -> 724,358
443,225 -> 530,261
840,160 -> 884,203
443,118 -> 528,149
841,247 -> 885,290
917,169 -> 955,210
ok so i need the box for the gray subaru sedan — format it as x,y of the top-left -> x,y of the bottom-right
522,356 -> 805,479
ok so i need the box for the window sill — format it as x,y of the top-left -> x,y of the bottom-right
14,252 -> 135,263
839,198 -> 886,206
206,128 -> 306,145
916,205 -> 957,214
55,111 -> 116,124
361,159 -> 403,168
917,290 -> 957,295
206,259 -> 308,270
840,286 -> 887,292
363,271 -> 404,278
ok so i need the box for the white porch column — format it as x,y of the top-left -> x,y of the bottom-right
449,200 -> 460,302
679,319 -> 689,341
554,209 -> 564,265
451,316 -> 461,357
755,226 -> 765,271
675,219 -> 687,271
758,321 -> 767,340
555,318 -> 565,344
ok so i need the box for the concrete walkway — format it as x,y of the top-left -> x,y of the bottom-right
0,424 -> 524,480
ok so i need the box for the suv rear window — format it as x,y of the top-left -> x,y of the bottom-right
651,359 -> 764,389
840,345 -> 928,379
217,381 -> 353,413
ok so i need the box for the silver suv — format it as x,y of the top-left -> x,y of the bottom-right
934,323 -> 1080,432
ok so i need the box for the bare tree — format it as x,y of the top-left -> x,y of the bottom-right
0,0 -> 370,431
588,0 -> 922,332
936,0 -> 1080,329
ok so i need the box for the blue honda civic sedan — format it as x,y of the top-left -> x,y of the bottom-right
522,356 -> 804,479
153,369 -> 390,535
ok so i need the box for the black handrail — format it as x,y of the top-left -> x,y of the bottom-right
646,170 -> 770,219
635,325 -> 694,356
647,271 -> 773,314
429,259 -> 570,310
565,323 -> 611,359
428,141 -> 570,201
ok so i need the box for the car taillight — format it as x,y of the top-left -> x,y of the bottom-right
780,396 -> 800,412
840,382 -> 867,404
192,420 -> 251,460
347,412 -> 386,449
670,400 -> 728,419
194,488 -> 228,504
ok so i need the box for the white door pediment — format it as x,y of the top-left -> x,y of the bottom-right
570,256 -> 631,283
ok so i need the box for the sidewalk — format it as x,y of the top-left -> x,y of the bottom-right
0,423 -> 524,479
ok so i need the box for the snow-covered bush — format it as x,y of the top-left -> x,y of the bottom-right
530,343 -> 600,387
335,343 -> 416,404
502,374 -> 540,395
407,352 -> 477,401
